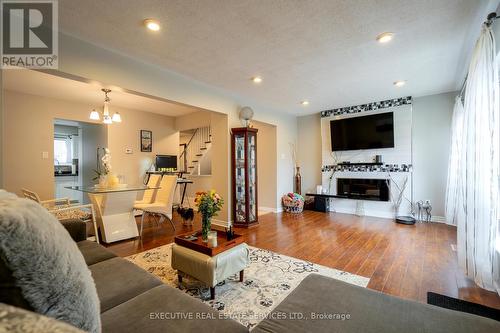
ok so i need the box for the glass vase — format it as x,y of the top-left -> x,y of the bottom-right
201,215 -> 211,242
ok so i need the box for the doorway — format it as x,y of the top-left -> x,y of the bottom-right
53,119 -> 107,204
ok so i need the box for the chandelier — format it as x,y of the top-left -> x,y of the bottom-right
89,89 -> 122,124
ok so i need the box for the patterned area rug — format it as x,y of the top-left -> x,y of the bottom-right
126,244 -> 369,329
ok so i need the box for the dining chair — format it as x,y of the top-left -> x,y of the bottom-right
133,175 -> 177,235
21,188 -> 99,243
134,174 -> 161,206
22,188 -> 71,208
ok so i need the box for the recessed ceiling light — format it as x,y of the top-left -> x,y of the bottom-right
144,19 -> 160,31
393,80 -> 406,87
300,100 -> 310,106
376,32 -> 394,43
252,76 -> 262,83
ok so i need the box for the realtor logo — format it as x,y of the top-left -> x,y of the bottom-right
1,0 -> 58,68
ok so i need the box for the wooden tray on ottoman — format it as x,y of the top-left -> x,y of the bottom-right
174,230 -> 244,257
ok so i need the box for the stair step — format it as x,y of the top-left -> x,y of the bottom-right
188,166 -> 194,169
192,160 -> 198,163
205,141 -> 212,144
200,147 -> 207,150
196,154 -> 202,157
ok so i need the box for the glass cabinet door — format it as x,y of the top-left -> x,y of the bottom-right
248,132 -> 256,222
232,127 -> 258,227
234,133 -> 246,223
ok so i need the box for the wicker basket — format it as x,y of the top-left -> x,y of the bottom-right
282,194 -> 304,213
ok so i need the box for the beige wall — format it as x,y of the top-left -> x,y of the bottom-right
175,111 -> 211,131
252,120 -> 277,210
3,90 -> 178,199
107,107 -> 178,185
210,112 -> 230,223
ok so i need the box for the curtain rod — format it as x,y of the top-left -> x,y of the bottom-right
458,12 -> 498,99
485,12 -> 498,27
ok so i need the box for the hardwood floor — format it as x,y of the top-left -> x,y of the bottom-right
106,210 -> 500,310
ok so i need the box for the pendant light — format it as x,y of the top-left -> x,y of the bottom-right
89,89 -> 122,124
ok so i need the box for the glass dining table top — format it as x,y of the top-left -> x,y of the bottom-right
65,185 -> 160,194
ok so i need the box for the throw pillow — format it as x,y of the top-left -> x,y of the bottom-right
0,190 -> 101,332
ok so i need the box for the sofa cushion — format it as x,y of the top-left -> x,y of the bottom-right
0,303 -> 85,333
77,240 -> 117,266
89,257 -> 162,312
101,285 -> 248,333
59,219 -> 87,242
0,190 -> 101,333
253,274 -> 500,333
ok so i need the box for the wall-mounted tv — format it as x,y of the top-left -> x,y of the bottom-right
330,112 -> 394,151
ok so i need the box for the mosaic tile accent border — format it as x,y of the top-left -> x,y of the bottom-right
322,163 -> 412,173
320,96 -> 412,118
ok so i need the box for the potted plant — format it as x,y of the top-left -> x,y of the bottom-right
194,190 -> 224,241
93,148 -> 119,187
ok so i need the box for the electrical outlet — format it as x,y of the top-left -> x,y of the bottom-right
42,151 -> 49,159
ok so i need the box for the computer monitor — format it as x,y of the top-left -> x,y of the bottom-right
155,155 -> 177,172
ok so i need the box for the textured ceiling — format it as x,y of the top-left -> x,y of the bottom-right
58,0 -> 486,115
3,69 -> 199,117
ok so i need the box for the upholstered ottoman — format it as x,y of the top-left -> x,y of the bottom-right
171,243 -> 250,299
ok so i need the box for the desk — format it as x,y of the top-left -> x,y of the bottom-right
67,185 -> 158,243
176,178 -> 193,205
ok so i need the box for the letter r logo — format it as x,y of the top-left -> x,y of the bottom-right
2,1 -> 54,54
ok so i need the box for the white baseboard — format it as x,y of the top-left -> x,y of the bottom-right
259,206 -> 280,213
212,218 -> 230,229
429,215 -> 447,223
331,206 -> 449,224
332,206 -> 396,219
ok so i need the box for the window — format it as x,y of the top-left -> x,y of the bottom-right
54,138 -> 72,164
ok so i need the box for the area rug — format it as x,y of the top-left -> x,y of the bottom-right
126,244 -> 369,329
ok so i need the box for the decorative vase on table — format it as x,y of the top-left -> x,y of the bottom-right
195,190 -> 224,242
201,215 -> 211,241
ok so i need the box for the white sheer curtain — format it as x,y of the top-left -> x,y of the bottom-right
445,97 -> 465,226
454,24 -> 500,293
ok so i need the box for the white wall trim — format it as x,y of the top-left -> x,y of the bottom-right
430,215 -> 447,223
212,218 -> 230,229
331,205 -> 396,220
330,205 -> 449,225
259,206 -> 280,213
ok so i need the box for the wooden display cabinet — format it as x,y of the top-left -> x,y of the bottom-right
231,127 -> 258,227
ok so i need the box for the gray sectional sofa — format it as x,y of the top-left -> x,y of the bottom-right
68,221 -> 248,333
2,218 -> 500,332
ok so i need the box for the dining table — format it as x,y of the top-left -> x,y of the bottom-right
66,185 -> 159,243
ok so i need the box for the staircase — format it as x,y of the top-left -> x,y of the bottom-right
179,126 -> 212,175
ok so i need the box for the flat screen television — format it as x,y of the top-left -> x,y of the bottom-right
330,112 -> 394,151
155,155 -> 177,171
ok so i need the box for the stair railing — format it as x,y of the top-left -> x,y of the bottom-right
178,126 -> 211,173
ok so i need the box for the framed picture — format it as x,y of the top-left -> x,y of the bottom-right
140,130 -> 152,152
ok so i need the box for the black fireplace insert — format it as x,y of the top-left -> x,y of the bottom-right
336,178 -> 389,201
